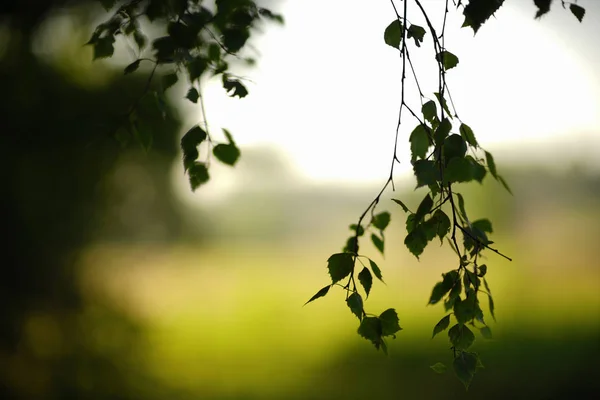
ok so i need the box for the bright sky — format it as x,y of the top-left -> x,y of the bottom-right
180,0 -> 600,193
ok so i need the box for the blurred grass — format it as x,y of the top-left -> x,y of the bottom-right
78,168 -> 600,399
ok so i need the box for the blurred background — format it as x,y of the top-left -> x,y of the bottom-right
1,0 -> 599,399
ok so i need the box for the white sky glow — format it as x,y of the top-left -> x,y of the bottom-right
179,0 -> 600,194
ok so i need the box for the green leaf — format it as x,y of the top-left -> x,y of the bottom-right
434,92 -> 452,116
453,294 -> 477,324
346,292 -> 364,320
406,213 -> 416,233
413,160 -> 438,188
407,24 -> 426,47
404,226 -> 427,258
444,157 -> 474,183
422,100 -> 437,124
130,117 -> 152,152
379,308 -> 402,336
384,20 -> 403,49
343,236 -> 358,254
392,199 -> 411,213
444,134 -> 467,162
448,323 -> 475,351
430,362 -> 447,374
433,209 -> 451,241
498,175 -> 513,195
455,192 -> 469,223
369,259 -> 384,282
459,123 -> 478,147
349,224 -> 364,236
93,36 -> 115,60
213,143 -> 240,166
358,267 -> 373,298
415,194 -> 433,223
372,212 -> 391,231
434,118 -> 452,145
472,219 -> 493,233
466,156 -> 487,183
162,73 -> 179,91
484,150 -> 497,178
188,162 -> 210,191
124,60 -> 141,75
432,315 -> 451,338
480,326 -> 492,339
487,292 -> 496,321
453,351 -> 478,390
152,36 -> 176,62
371,234 -> 384,255
477,264 -> 487,277
327,253 -> 354,284
429,281 -> 452,305
304,285 -> 331,305
357,316 -> 382,344
570,4 -> 585,22
436,50 -> 459,70
186,87 -> 199,103
409,124 -> 431,161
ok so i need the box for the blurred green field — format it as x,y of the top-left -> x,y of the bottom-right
78,169 -> 600,399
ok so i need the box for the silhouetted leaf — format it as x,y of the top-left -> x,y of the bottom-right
347,292 -> 364,320
213,143 -> 240,166
436,50 -> 459,70
534,0 -> 552,19
498,175 -> 513,195
407,24 -> 426,46
327,253 -> 354,283
124,60 -> 141,75
410,124 -> 431,161
466,156 -> 487,183
350,224 -> 365,236
188,162 -> 209,190
186,87 -> 199,103
478,264 -> 487,277
133,30 -> 147,50
444,134 -> 467,162
384,20 -> 402,49
429,280 -> 452,305
162,72 -> 179,90
358,316 -> 382,344
392,198 -> 411,213
454,293 -> 477,324
463,0 -> 505,33
453,351 -> 478,390
93,36 -> 115,59
371,234 -> 384,255
472,219 -> 493,233
358,267 -> 373,298
405,226 -> 427,258
181,125 -> 207,170
433,209 -> 451,241
99,0 -> 117,10
570,4 -> 585,22
432,315 -> 451,338
305,285 -> 331,305
369,259 -> 384,282
379,308 -> 402,336
448,323 -> 475,350
430,362 -> 447,374
223,75 -> 249,98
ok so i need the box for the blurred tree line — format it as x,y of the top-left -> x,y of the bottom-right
0,0 -> 200,397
